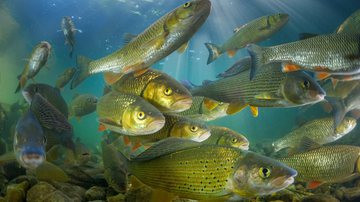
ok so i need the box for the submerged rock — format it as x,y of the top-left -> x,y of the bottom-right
341,186 -> 360,201
26,181 -> 58,202
106,193 -> 125,202
301,194 -> 339,202
4,181 -> 29,202
85,186 -> 106,201
50,181 -> 86,202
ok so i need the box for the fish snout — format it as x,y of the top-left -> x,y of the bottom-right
171,98 -> 193,112
20,149 -> 46,169
191,130 -> 211,142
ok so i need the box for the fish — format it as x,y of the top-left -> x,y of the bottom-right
124,113 -> 211,148
22,83 -> 69,118
216,57 -> 251,78
13,110 -> 46,169
111,68 -> 192,113
178,96 -> 229,121
116,138 -> 297,200
202,126 -> 249,150
322,80 -> 360,99
336,9 -> 360,34
205,13 -> 289,64
55,67 -> 77,89
272,117 -> 356,152
61,16 -> 81,58
70,0 -> 211,89
69,94 -> 98,120
326,82 -> 360,127
191,62 -> 325,116
96,91 -> 165,136
278,145 -> 360,189
30,93 -> 75,152
247,33 -> 360,80
15,41 -> 51,93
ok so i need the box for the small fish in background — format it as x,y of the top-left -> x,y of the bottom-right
247,33 -> 360,80
13,109 -> 46,169
272,117 -> 357,153
178,96 -> 229,121
22,83 -> 69,118
202,126 -> 249,150
15,41 -> 52,93
61,16 -> 82,58
55,67 -> 77,90
114,138 -> 297,200
70,0 -> 211,89
111,68 -> 192,113
278,145 -> 360,189
96,91 -> 165,136
216,57 -> 251,78
205,13 -> 289,64
123,113 -> 211,150
191,61 -> 325,117
69,93 -> 98,121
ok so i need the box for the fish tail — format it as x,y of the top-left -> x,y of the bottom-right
326,97 -> 347,129
15,75 -> 27,93
247,44 -> 265,80
204,43 -> 221,64
70,56 -> 92,89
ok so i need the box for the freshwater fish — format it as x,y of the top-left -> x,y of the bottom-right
247,33 -> 360,80
178,96 -> 229,121
15,41 -> 51,93
124,113 -> 211,148
205,13 -> 289,64
14,110 -> 46,169
96,91 -> 165,136
22,83 -> 69,117
217,57 -> 251,78
112,68 -> 192,113
61,16 -> 81,58
278,145 -> 360,189
55,67 -> 76,89
70,0 -> 211,89
272,117 -> 356,152
69,94 -> 98,120
202,126 -> 249,150
116,138 -> 297,200
191,62 -> 325,117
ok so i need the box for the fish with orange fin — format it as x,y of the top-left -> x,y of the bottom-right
278,144 -> 360,189
205,13 -> 289,64
15,41 -> 51,93
70,0 -> 211,89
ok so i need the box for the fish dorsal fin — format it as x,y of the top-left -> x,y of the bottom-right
177,41 -> 189,53
134,138 -> 200,161
298,33 -> 319,40
123,33 -> 138,45
294,137 -> 321,154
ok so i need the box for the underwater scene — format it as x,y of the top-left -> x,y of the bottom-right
1,0 -> 360,201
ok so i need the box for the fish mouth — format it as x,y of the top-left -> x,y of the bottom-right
144,119 -> 166,134
20,152 -> 45,169
171,98 -> 193,112
270,175 -> 295,189
239,143 -> 249,150
191,130 -> 211,142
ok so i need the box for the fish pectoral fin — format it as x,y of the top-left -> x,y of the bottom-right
306,181 -> 323,189
177,41 -> 189,54
226,101 -> 248,115
250,106 -> 259,117
104,72 -> 125,85
142,33 -> 167,50
227,50 -> 237,58
292,136 -> 321,154
203,97 -> 219,110
150,189 -> 176,202
254,92 -> 282,100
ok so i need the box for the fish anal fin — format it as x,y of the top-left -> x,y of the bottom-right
306,181 -> 323,189
104,72 -> 124,85
226,101 -> 247,115
250,106 -> 258,117
281,62 -> 302,73
296,136 -> 321,153
150,189 -> 176,202
177,41 -> 189,54
227,50 -> 237,58
203,98 -> 219,110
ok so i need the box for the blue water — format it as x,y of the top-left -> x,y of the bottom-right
2,0 -> 360,149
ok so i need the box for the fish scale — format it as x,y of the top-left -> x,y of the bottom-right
264,33 -> 360,72
279,145 -> 360,183
130,146 -> 239,199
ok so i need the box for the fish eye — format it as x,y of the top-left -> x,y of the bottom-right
43,136 -> 47,144
259,167 -> 271,178
183,2 -> 192,8
301,80 -> 310,89
190,126 -> 198,132
137,111 -> 146,120
164,88 -> 173,96
231,138 -> 238,143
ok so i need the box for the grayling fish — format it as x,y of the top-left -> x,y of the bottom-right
216,57 -> 251,78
